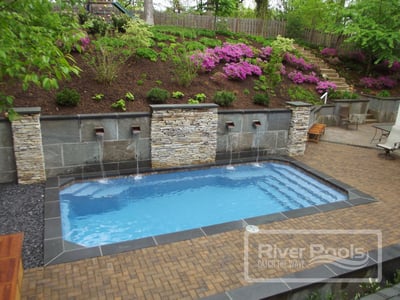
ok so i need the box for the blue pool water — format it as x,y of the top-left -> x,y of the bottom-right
60,162 -> 347,247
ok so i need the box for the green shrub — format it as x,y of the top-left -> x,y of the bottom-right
172,91 -> 184,98
377,90 -> 391,97
92,93 -> 104,101
171,46 -> 198,87
136,48 -> 158,62
329,90 -> 359,99
146,88 -> 170,104
288,86 -> 320,104
56,88 -> 80,107
111,99 -> 126,111
85,36 -> 133,84
111,14 -> 129,33
183,41 -> 206,51
253,93 -> 269,106
199,37 -> 222,48
82,15 -> 110,36
193,93 -> 206,102
213,90 -> 236,106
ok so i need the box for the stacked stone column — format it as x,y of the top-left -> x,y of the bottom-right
11,107 -> 46,184
150,104 -> 218,168
286,101 -> 312,156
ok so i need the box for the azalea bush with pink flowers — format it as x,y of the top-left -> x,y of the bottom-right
223,61 -> 262,80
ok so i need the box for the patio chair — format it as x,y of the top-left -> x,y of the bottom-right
377,127 -> 400,158
339,106 -> 359,130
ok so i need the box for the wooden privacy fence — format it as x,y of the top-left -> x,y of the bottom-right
153,12 -> 287,38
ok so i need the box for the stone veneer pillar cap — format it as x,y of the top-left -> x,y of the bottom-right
286,101 -> 312,107
150,104 -> 219,111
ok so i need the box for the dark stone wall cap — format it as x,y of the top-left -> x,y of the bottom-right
361,93 -> 400,101
218,108 -> 290,115
150,104 -> 219,111
40,112 -> 150,120
14,107 -> 41,114
332,98 -> 369,103
286,101 -> 312,107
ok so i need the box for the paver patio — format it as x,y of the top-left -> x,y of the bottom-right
21,126 -> 400,299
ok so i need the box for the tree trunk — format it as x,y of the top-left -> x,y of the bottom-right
144,0 -> 154,25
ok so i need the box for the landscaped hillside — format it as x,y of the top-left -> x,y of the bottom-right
4,23 -> 400,116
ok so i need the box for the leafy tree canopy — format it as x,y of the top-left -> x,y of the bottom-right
0,0 -> 83,119
332,0 -> 400,73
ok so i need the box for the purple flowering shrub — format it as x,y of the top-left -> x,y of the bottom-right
213,43 -> 254,62
79,36 -> 91,51
259,46 -> 273,60
191,43 -> 254,72
191,49 -> 219,72
320,48 -> 338,57
288,71 -> 320,84
284,53 -> 314,71
360,76 -> 397,89
316,81 -> 337,94
223,61 -> 262,80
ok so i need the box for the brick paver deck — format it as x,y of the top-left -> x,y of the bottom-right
22,141 -> 400,299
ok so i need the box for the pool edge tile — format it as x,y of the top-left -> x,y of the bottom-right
101,237 -> 156,256
154,228 -> 205,245
202,220 -> 246,236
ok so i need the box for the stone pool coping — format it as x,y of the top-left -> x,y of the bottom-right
44,156 -> 377,266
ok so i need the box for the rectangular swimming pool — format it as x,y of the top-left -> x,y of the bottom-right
60,162 -> 347,247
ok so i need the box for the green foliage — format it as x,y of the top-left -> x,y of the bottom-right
151,31 -> 176,42
253,75 -> 268,92
329,90 -> 359,99
193,93 -> 207,102
111,99 -> 126,111
243,88 -> 250,95
172,91 -> 185,98
136,80 -> 144,86
259,36 -> 295,93
159,46 -> 175,62
85,37 -> 132,84
82,15 -> 110,36
146,88 -> 170,104
288,86 -> 320,105
92,93 -> 104,101
332,0 -> 400,73
213,90 -> 236,106
253,93 -> 270,106
111,14 -> 130,33
125,92 -> 135,101
136,48 -> 158,62
377,90 -> 391,97
171,47 -> 199,87
151,26 -> 197,39
0,0 -> 82,114
56,88 -> 80,107
121,19 -> 154,49
155,80 -> 163,85
199,37 -> 222,48
188,98 -> 200,104
183,41 -> 206,51
196,29 -> 216,38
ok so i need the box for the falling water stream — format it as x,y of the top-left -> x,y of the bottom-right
96,134 -> 106,179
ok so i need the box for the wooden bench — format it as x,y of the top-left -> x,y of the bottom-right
0,233 -> 24,300
307,123 -> 326,143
